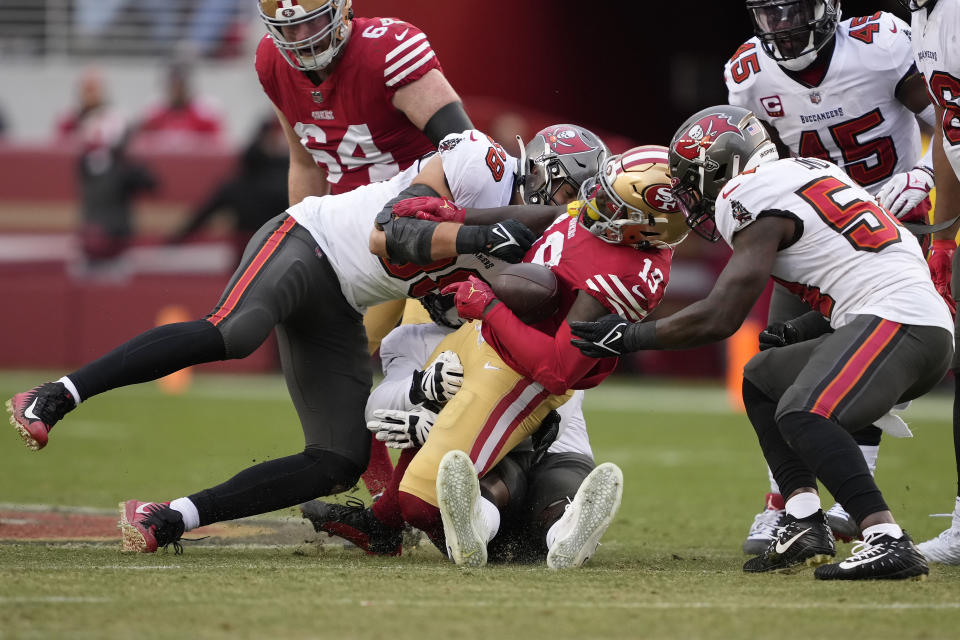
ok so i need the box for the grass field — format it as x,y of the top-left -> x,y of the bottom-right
1,371 -> 959,639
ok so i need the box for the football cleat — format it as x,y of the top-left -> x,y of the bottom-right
300,498 -> 402,556
546,462 -> 623,569
742,493 -> 786,555
825,501 -> 860,542
6,382 -> 76,450
436,450 -> 488,568
119,500 -> 185,554
815,530 -> 928,580
916,525 -> 960,565
743,510 -> 835,573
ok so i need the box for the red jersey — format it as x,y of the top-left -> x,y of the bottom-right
482,213 -> 672,393
255,17 -> 441,194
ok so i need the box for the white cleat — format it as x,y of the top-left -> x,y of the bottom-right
917,526 -> 960,565
546,462 -> 624,570
436,450 -> 488,568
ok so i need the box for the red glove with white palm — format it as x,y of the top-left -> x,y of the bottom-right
441,276 -> 499,320
392,196 -> 466,223
929,239 -> 957,316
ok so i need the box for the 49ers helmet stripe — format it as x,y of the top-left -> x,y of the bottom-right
577,145 -> 690,249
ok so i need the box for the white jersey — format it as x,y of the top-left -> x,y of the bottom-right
715,157 -> 953,334
911,0 -> 960,178
725,12 -> 920,194
287,130 -> 518,313
369,322 -> 592,458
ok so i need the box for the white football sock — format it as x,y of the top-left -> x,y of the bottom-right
859,445 -> 879,476
169,497 -> 200,531
478,496 -> 500,543
785,492 -> 821,519
862,522 -> 903,540
58,376 -> 81,405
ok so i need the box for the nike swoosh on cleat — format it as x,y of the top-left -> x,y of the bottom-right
775,528 -> 811,554
838,552 -> 889,569
135,503 -> 155,515
24,398 -> 41,421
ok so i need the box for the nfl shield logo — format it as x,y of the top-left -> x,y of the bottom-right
809,92 -> 822,104
311,90 -> 323,104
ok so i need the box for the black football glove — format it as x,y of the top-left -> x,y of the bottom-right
758,321 -> 801,351
530,409 -> 561,466
569,315 -> 630,357
483,220 -> 536,263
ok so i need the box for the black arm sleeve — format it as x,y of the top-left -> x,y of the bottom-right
422,101 -> 473,146
376,183 -> 444,265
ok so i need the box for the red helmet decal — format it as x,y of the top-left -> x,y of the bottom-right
641,184 -> 680,214
540,126 -> 595,155
673,114 -> 743,161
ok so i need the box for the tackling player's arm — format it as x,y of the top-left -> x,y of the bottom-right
369,154 -> 542,263
931,105 -> 960,236
611,216 -> 790,352
273,104 -> 330,204
392,68 -> 473,145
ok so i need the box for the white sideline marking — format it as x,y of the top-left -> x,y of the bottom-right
0,596 -> 111,603
337,598 -> 959,611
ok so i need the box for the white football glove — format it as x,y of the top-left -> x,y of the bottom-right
876,167 -> 934,219
409,350 -> 463,405
366,408 -> 436,449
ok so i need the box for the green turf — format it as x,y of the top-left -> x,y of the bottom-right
1,371 -> 959,639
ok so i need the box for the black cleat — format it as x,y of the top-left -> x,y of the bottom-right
300,498 -> 402,556
743,510 -> 835,573
815,530 -> 928,581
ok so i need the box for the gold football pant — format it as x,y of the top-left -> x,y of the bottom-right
362,299 -> 432,355
399,321 -> 571,505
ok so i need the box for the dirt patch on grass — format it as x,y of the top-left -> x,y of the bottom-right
0,505 -> 324,547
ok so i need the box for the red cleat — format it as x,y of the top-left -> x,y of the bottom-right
6,382 -> 75,451
119,500 -> 185,554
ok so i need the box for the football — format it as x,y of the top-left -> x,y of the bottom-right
490,262 -> 560,325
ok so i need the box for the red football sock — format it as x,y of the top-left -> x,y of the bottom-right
371,448 -> 416,529
398,491 -> 445,548
360,434 -> 394,497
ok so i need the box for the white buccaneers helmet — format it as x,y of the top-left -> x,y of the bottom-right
577,145 -> 690,249
259,0 -> 353,72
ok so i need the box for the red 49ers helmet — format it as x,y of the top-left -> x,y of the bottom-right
259,0 -> 353,72
577,146 -> 690,249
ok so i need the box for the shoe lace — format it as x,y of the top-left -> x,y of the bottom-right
749,509 -> 784,538
846,531 -> 887,560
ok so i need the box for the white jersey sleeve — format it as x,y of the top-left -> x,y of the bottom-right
912,0 -> 960,178
715,158 -> 953,333
438,130 -> 518,209
364,323 -> 453,422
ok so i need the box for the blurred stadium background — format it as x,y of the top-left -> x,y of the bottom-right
0,0 -> 928,382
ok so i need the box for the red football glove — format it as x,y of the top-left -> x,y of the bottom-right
392,196 -> 466,223
440,275 -> 499,320
929,239 -> 957,316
